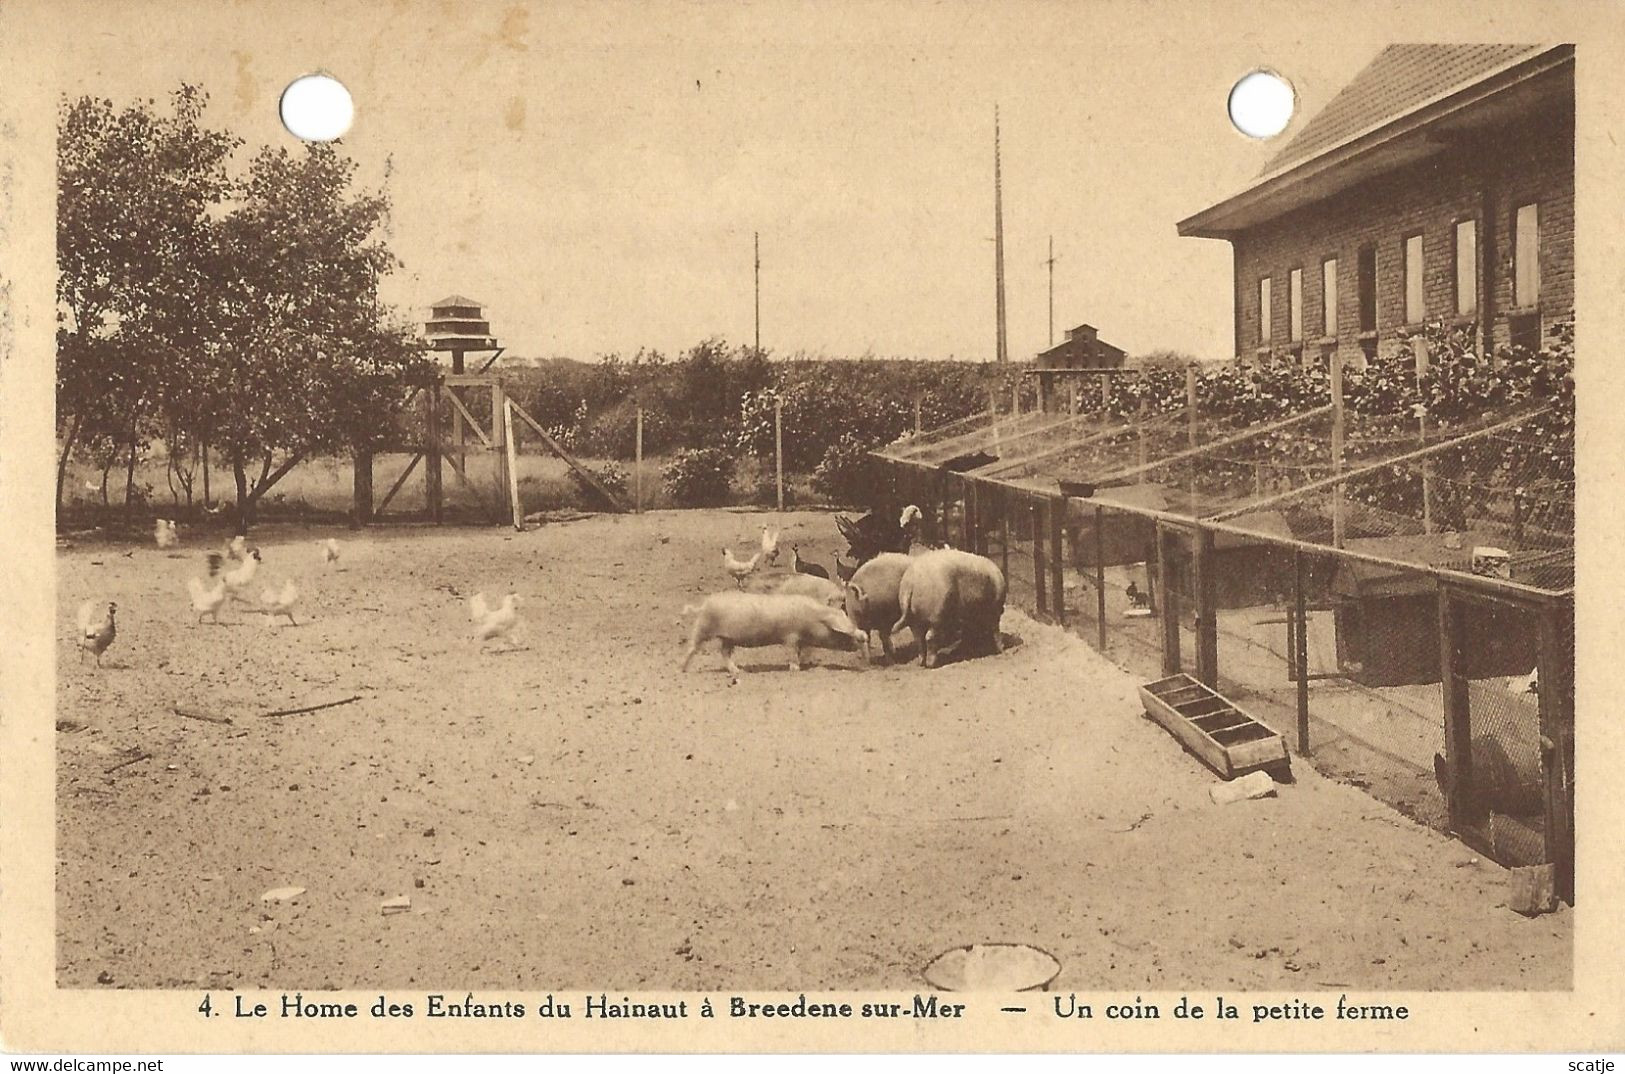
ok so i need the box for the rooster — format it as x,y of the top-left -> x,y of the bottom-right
318,538 -> 340,565
187,575 -> 227,623
76,600 -> 117,667
153,519 -> 179,549
790,545 -> 829,579
722,548 -> 761,588
207,547 -> 261,603
260,579 -> 299,625
759,525 -> 780,566
470,593 -> 522,647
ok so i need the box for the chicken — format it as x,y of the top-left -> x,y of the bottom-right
76,600 -> 117,667
207,546 -> 262,602
790,545 -> 830,580
1125,581 -> 1150,609
260,578 -> 299,625
760,526 -> 780,566
319,538 -> 340,565
835,503 -> 923,562
154,519 -> 179,549
187,575 -> 227,623
470,592 -> 522,647
834,556 -> 858,583
222,534 -> 248,561
722,547 -> 761,588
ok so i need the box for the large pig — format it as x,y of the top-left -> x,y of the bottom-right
775,573 -> 846,607
891,548 -> 1007,668
681,591 -> 867,677
842,552 -> 914,662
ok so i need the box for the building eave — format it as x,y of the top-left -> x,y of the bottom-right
1176,45 -> 1573,241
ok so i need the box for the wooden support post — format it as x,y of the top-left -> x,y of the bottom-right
957,474 -> 971,549
1538,601 -> 1575,904
1331,356 -> 1346,547
1032,497 -> 1047,618
202,442 -> 211,505
502,399 -> 523,530
1095,506 -> 1107,653
425,384 -> 443,523
1439,585 -> 1472,832
352,450 -> 373,525
774,397 -> 785,514
914,397 -> 922,436
634,407 -> 644,513
1295,549 -> 1310,754
491,380 -> 509,526
1185,365 -> 1199,506
1049,496 -> 1066,627
999,484 -> 1010,583
1157,522 -> 1181,676
1137,399 -> 1148,471
1193,524 -> 1218,687
1036,372 -> 1048,414
1067,384 -> 1077,416
1011,383 -> 1020,417
1101,376 -> 1110,412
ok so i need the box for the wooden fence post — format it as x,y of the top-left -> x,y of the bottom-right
1193,525 -> 1218,687
1331,356 -> 1346,547
491,380 -> 509,526
1095,506 -> 1107,653
425,383 -> 443,524
1157,522 -> 1181,676
502,399 -> 523,530
1295,549 -> 1310,754
1032,496 -> 1047,618
634,407 -> 644,513
999,484 -> 1010,583
774,397 -> 785,514
1049,496 -> 1066,626
1438,585 -> 1472,832
1538,600 -> 1575,904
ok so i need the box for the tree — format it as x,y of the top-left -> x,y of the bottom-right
197,142 -> 428,531
56,85 -> 237,509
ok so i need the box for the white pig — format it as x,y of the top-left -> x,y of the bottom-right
776,573 -> 846,607
891,548 -> 1007,668
681,591 -> 867,677
842,552 -> 914,662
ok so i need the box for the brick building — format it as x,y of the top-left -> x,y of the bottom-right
1178,44 -> 1573,367
1035,323 -> 1126,369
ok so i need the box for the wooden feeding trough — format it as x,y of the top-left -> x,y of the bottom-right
1138,673 -> 1290,779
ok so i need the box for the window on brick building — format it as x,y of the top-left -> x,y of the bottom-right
1454,219 -> 1477,316
1357,245 -> 1377,332
1289,268 -> 1303,342
1514,202 -> 1540,307
1259,277 -> 1272,343
1360,337 -> 1377,365
1322,257 -> 1338,337
1403,232 -> 1424,324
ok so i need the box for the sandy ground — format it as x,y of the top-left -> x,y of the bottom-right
56,509 -> 1571,990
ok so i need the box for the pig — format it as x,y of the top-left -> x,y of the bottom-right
842,552 -> 915,662
776,573 -> 846,607
891,548 -> 1007,668
681,591 -> 867,677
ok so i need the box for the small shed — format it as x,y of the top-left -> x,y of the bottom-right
1331,535 -> 1540,687
1153,508 -> 1298,609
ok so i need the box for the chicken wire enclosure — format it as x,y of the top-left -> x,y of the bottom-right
872,394 -> 1574,898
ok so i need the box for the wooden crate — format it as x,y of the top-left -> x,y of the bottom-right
1138,673 -> 1291,780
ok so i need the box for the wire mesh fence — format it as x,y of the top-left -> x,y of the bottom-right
874,393 -> 1574,899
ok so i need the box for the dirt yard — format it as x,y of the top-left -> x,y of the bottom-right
56,509 -> 1571,991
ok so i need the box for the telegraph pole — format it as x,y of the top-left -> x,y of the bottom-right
994,105 -> 1008,365
1044,235 -> 1058,347
754,231 -> 761,355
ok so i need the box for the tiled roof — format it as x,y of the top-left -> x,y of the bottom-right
431,294 -> 485,309
1260,44 -> 1544,176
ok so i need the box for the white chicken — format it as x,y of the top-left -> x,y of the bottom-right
318,537 -> 340,565
76,600 -> 117,667
154,519 -> 179,549
260,578 -> 299,625
760,525 -> 781,566
207,546 -> 261,603
722,547 -> 761,588
221,534 -> 248,561
470,592 -> 522,647
187,575 -> 227,623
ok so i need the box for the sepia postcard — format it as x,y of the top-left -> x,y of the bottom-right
1,0 -> 1622,1057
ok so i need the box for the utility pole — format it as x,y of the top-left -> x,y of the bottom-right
1043,235 -> 1058,347
994,104 -> 1008,365
754,231 -> 761,355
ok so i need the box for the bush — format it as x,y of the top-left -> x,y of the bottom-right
811,433 -> 879,506
662,447 -> 735,507
568,461 -> 629,507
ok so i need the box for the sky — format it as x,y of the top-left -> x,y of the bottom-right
49,0 -> 1397,363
